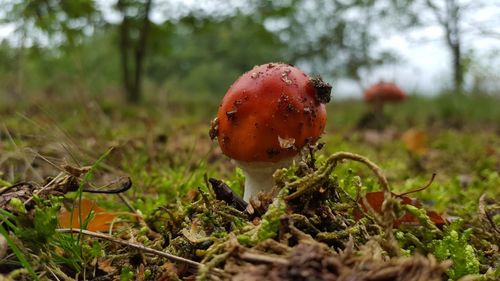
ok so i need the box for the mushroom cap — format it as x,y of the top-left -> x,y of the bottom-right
216,63 -> 328,162
364,82 -> 406,103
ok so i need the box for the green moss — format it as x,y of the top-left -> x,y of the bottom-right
8,198 -> 27,215
251,188 -> 288,243
120,267 -> 134,281
237,234 -> 252,246
431,220 -> 480,280
16,196 -> 62,246
403,205 -> 440,231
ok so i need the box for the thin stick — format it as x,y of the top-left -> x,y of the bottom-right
395,173 -> 436,197
286,152 -> 390,200
0,181 -> 36,195
325,152 -> 389,192
479,194 -> 500,234
56,228 -> 201,268
239,252 -> 288,265
82,177 -> 132,194
24,172 -> 65,206
29,149 -> 66,173
117,193 -> 137,214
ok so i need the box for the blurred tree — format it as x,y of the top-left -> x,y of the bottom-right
146,12 -> 285,98
114,0 -> 153,103
258,0 -> 402,89
404,0 -> 499,93
0,41 -> 18,98
1,0 -> 100,45
425,0 -> 464,93
468,49 -> 500,95
0,0 -> 284,102
0,0 -> 100,97
1,0 -> 155,103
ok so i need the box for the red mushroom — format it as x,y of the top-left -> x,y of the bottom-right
358,81 -> 406,129
364,81 -> 406,108
211,63 -> 332,201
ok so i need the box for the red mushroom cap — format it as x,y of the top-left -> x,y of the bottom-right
216,63 -> 330,162
364,82 -> 406,103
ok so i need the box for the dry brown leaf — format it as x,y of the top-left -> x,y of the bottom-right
97,258 -> 117,274
62,165 -> 91,177
354,191 -> 445,227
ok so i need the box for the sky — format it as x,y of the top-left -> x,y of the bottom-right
336,26 -> 452,97
0,0 -> 499,98
335,0 -> 500,97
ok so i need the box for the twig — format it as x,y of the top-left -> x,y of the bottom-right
0,181 -> 36,195
325,152 -> 389,192
478,194 -> 500,235
396,173 -> 436,197
239,252 -> 288,265
56,228 -> 202,269
197,252 -> 230,280
117,193 -> 137,214
286,152 -> 390,200
46,265 -> 75,281
289,225 -> 314,242
252,239 -> 291,255
82,177 -> 132,194
24,172 -> 66,206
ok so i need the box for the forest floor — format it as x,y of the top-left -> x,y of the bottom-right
0,93 -> 499,280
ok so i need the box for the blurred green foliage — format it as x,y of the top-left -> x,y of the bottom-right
146,13 -> 285,97
0,2 -> 287,102
1,0 -> 499,103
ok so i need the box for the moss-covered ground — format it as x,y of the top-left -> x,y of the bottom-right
0,93 -> 498,280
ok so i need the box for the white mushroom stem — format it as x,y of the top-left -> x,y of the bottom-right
235,158 -> 294,202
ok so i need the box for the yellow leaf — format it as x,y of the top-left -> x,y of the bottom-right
58,199 -> 130,232
401,128 -> 428,155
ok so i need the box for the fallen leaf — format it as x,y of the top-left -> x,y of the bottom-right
157,262 -> 184,281
58,199 -> 130,232
62,165 -> 91,177
401,128 -> 428,155
354,191 -> 445,227
97,258 -> 117,273
426,210 -> 446,225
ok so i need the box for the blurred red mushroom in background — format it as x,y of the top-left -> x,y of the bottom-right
358,81 -> 407,130
364,81 -> 406,104
211,62 -> 332,201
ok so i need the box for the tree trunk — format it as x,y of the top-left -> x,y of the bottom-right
120,19 -> 135,102
426,0 -> 463,93
117,0 -> 153,104
452,42 -> 463,93
117,0 -> 133,102
131,0 -> 153,104
448,0 -> 463,93
12,24 -> 27,100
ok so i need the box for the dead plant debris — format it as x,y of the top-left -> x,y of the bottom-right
0,149 -> 498,281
